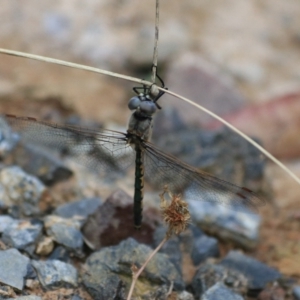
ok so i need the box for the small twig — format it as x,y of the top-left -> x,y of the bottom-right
126,236 -> 168,300
127,187 -> 190,299
166,281 -> 174,297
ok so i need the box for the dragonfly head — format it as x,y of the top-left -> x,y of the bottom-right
128,96 -> 157,116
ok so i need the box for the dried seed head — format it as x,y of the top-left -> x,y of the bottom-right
160,186 -> 190,238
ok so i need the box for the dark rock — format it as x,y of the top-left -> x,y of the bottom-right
0,248 -> 30,290
48,245 -> 71,262
25,263 -> 37,280
54,197 -> 102,219
44,215 -> 83,255
293,286 -> 300,300
11,143 -> 73,185
83,238 -> 184,299
191,261 -> 248,298
2,219 -> 43,255
179,224 -> 205,250
220,251 -> 281,293
82,189 -> 159,249
191,234 -> 219,265
201,282 -> 244,300
0,166 -> 46,217
31,259 -> 78,289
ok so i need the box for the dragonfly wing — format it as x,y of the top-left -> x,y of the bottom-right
143,140 -> 266,213
3,115 -> 135,175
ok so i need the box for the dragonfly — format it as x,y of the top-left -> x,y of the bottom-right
3,75 -> 266,228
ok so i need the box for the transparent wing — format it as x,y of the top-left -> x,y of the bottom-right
3,114 -> 266,212
3,115 -> 135,175
142,140 -> 266,213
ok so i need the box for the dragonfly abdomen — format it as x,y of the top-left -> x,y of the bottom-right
133,149 -> 144,228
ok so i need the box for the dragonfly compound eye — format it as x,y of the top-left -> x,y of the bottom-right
128,96 -> 141,110
140,100 -> 157,115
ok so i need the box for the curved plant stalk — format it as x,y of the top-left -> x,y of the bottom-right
157,87 -> 300,186
127,187 -> 189,300
127,236 -> 168,300
0,47 -> 299,186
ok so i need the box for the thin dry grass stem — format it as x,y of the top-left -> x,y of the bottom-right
151,0 -> 159,84
0,48 -> 150,87
126,237 -> 168,300
1,50 -> 300,186
166,281 -> 175,297
126,187 -> 190,300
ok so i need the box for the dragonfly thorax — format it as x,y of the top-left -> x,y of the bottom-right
127,132 -> 144,151
127,110 -> 153,142
127,91 -> 158,143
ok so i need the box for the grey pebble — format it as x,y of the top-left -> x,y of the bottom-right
0,248 -> 30,290
48,245 -> 70,262
293,286 -> 300,300
0,215 -> 14,232
47,223 -> 83,252
0,166 -> 46,217
31,259 -> 78,289
220,251 -> 281,291
191,261 -> 247,298
191,234 -> 219,265
83,238 -> 184,299
54,197 -> 101,219
44,215 -> 83,254
201,282 -> 244,300
11,143 -> 73,185
187,197 -> 261,249
2,219 -> 43,255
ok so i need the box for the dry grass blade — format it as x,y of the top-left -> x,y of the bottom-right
0,48 -> 151,88
0,49 -> 298,188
